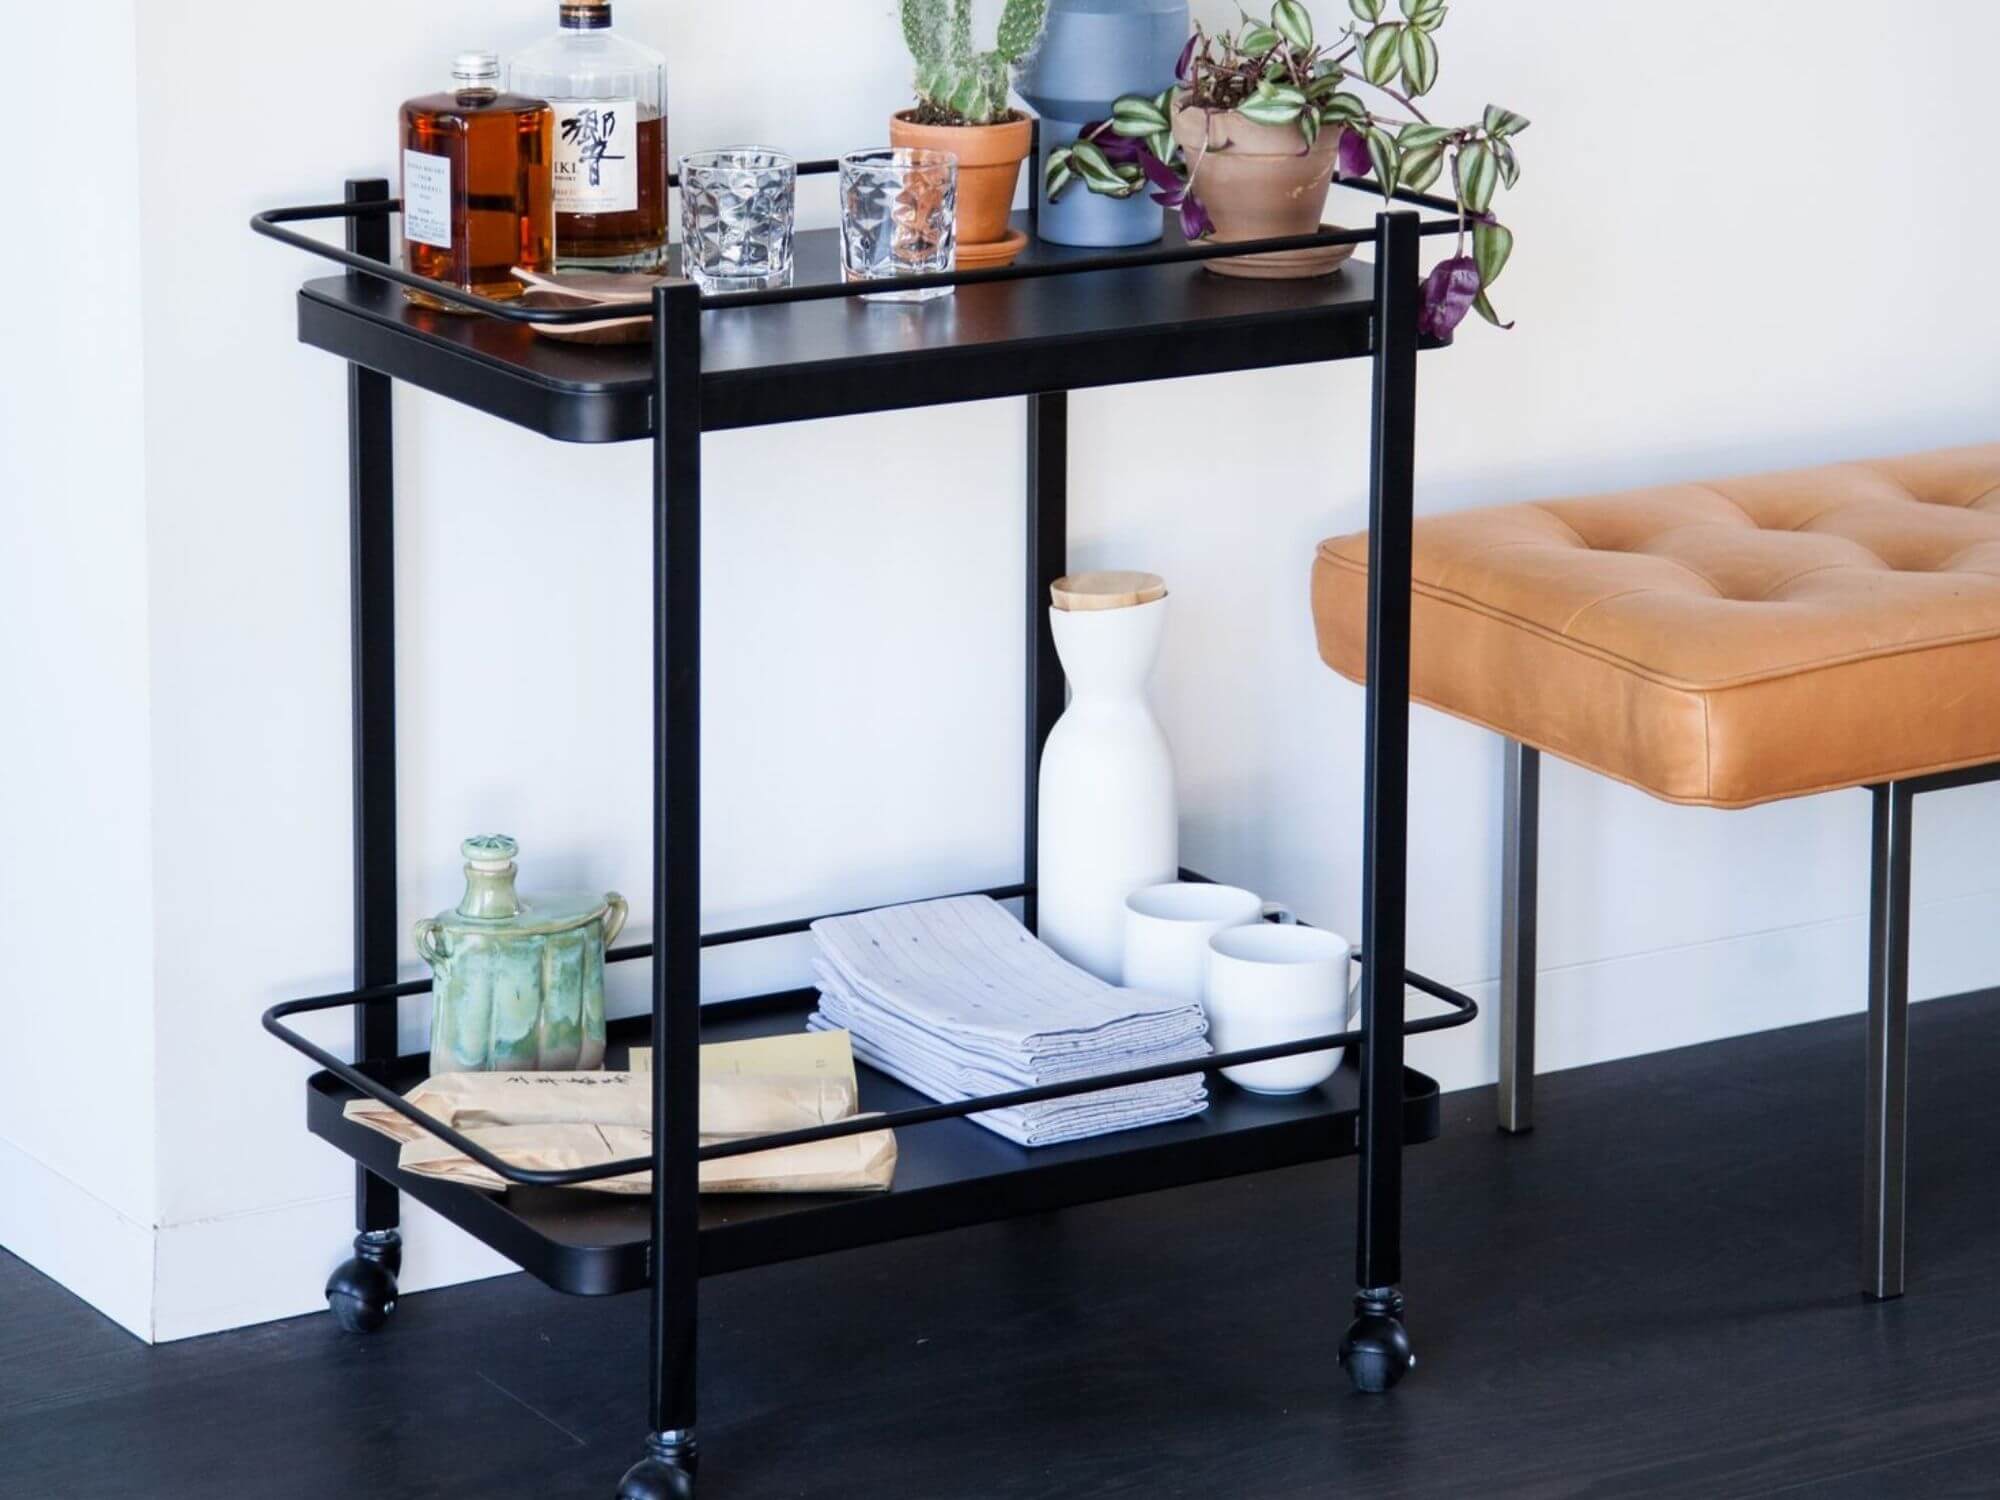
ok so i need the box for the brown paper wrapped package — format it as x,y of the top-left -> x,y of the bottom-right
341,1031 -> 895,1194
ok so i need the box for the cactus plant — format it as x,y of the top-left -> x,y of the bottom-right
901,0 -> 1051,126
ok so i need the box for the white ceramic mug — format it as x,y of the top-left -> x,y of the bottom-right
1205,924 -> 1361,1095
1122,882 -> 1270,1004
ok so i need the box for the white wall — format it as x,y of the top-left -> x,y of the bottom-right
7,0 -> 1997,1339
0,0 -> 160,1337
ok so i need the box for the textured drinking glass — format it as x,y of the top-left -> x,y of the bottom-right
839,148 -> 957,303
677,147 -> 796,293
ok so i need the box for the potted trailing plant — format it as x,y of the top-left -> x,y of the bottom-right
1044,0 -> 1526,330
892,0 -> 1052,268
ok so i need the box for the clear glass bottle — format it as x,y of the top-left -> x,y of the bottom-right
398,51 -> 556,308
509,1 -> 669,271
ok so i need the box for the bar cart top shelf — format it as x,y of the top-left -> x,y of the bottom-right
306,990 -> 1445,1298
295,217 -> 1441,442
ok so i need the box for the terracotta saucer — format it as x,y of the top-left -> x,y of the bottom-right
956,228 -> 1031,271
1204,225 -> 1355,281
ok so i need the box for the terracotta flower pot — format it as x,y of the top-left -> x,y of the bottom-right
1170,99 -> 1349,280
889,111 -> 1035,269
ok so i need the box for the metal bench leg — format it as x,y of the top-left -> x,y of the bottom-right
1499,741 -> 1539,1134
1864,782 -> 1914,1301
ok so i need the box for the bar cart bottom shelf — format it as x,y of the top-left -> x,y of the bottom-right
305,988 -> 1444,1298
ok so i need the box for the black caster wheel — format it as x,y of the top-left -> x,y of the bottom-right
326,1229 -> 401,1334
617,1434 -> 697,1499
615,1458 -> 695,1500
1339,1287 -> 1414,1394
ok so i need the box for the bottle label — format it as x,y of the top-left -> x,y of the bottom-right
553,98 -> 639,214
402,149 -> 453,249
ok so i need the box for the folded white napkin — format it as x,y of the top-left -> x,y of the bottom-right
809,895 -> 1210,1147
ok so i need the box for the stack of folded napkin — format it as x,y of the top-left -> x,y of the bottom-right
808,895 -> 1210,1147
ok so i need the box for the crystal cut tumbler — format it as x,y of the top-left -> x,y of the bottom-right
677,147 -> 796,292
839,148 -> 957,303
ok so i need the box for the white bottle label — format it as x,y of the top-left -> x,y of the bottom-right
402,149 -> 452,249
553,98 -> 639,214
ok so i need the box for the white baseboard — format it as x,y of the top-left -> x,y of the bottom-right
151,1190 -> 518,1343
0,1135 -> 156,1341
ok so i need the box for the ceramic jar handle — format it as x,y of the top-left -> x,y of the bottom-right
413,917 -> 450,968
601,892 -> 629,948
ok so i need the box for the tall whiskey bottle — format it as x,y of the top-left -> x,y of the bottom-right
510,1 -> 669,271
399,51 -> 555,307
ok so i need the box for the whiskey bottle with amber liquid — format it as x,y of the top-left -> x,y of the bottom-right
510,0 -> 669,270
399,51 -> 555,309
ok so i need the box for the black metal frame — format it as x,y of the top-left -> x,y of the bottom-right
257,172 -> 1473,1494
1496,742 -> 2000,1303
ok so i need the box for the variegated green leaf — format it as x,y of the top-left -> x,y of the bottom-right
1306,71 -> 1347,101
1361,23 -> 1403,86
1298,108 -> 1320,148
1474,289 -> 1514,328
1320,91 -> 1369,123
1472,220 -> 1513,286
1043,150 -> 1074,199
1111,95 -> 1171,134
1397,123 -> 1454,151
1272,0 -> 1314,49
1366,125 -> 1398,197
1493,137 -> 1520,188
1238,85 -> 1307,126
1400,143 -> 1444,192
1398,23 -> 1438,94
1069,140 -> 1132,195
1459,140 -> 1498,213
1150,130 -> 1175,166
1241,23 -> 1281,53
1404,0 -> 1447,29
1483,104 -> 1531,137
1350,0 -> 1383,19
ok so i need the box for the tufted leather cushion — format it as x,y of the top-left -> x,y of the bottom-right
1313,444 -> 2000,807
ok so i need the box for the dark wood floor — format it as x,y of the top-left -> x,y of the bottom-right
7,992 -> 2000,1500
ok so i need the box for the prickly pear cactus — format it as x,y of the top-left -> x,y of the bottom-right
900,0 -> 1050,125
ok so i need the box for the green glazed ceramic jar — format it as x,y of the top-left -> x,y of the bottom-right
415,835 -> 628,1074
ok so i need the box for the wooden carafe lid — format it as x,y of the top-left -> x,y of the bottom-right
1050,571 -> 1167,611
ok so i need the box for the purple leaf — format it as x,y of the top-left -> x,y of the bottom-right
1179,191 -> 1215,241
1091,131 -> 1146,164
1336,128 -> 1371,181
1176,32 -> 1199,81
1418,255 -> 1483,339
1137,149 -> 1184,193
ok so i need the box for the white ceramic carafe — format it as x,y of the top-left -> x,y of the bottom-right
1035,578 -> 1179,980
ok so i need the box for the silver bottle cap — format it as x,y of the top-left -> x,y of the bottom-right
452,50 -> 502,88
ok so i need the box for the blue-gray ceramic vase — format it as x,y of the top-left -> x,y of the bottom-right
415,835 -> 627,1074
1018,0 -> 1191,248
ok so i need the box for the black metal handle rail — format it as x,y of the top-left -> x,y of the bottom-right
249,173 -> 1466,323
263,955 -> 1475,1187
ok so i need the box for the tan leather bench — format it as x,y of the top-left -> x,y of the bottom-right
1312,442 -> 2000,1299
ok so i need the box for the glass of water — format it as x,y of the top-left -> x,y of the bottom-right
677,147 -> 796,293
838,148 -> 957,303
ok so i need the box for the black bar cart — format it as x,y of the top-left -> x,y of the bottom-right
255,163 -> 1477,1496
